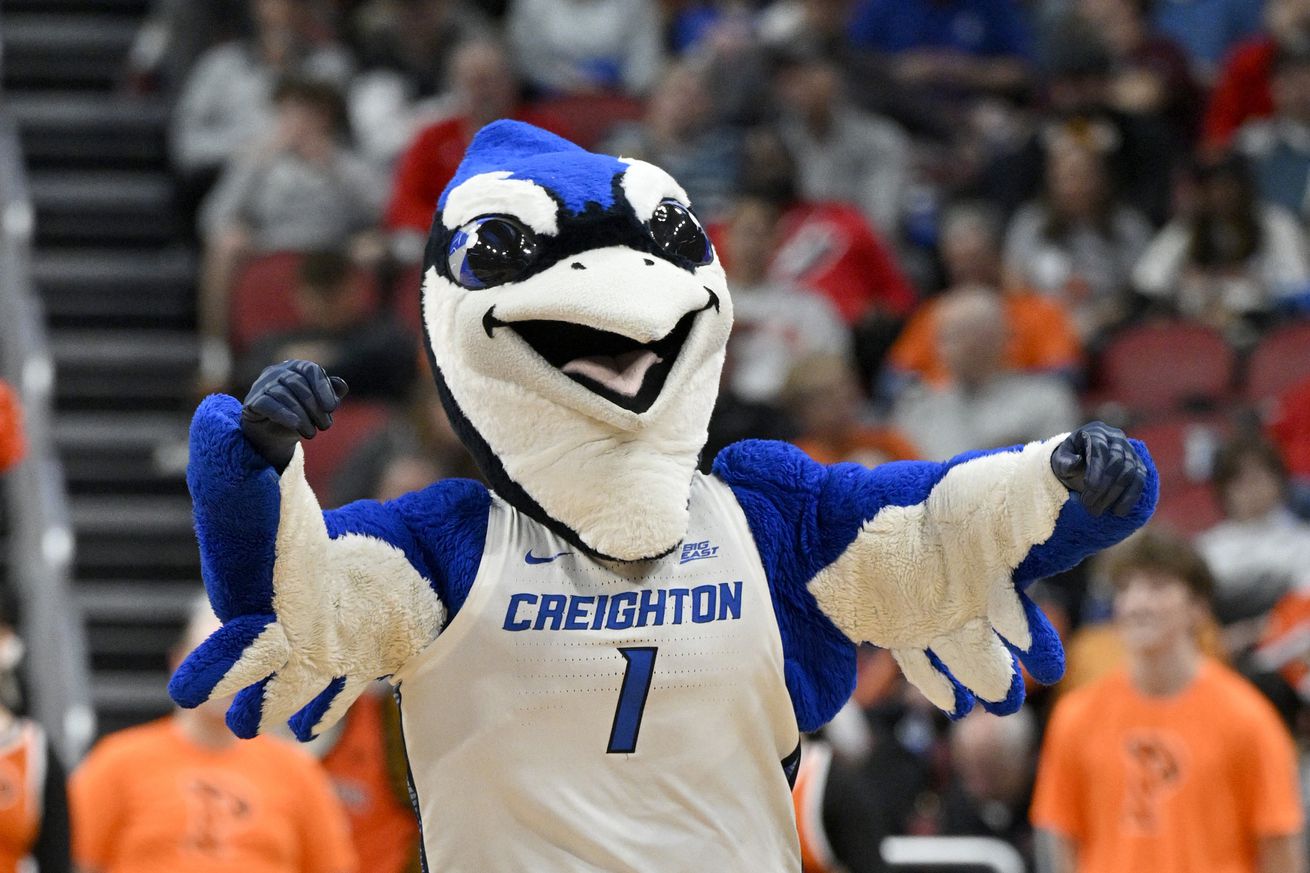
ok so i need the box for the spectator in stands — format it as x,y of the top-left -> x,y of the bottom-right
846,0 -> 1033,99
731,127 -> 917,328
311,685 -> 420,873
718,196 -> 850,404
1148,0 -> 1263,79
505,0 -> 662,96
1133,153 -> 1310,331
1074,0 -> 1202,146
170,0 -> 352,178
1203,0 -> 1310,151
1237,47 -> 1310,224
782,353 -> 918,466
345,0 -> 493,169
0,594 -> 69,873
887,202 -> 1082,390
772,48 -> 910,236
1196,436 -> 1310,623
940,708 -> 1038,868
197,77 -> 383,383
0,380 -> 24,474
127,0 -> 250,95
71,598 -> 357,873
1002,138 -> 1152,342
385,39 -> 569,247
234,250 -> 417,401
1031,530 -> 1304,873
893,286 -> 1079,459
981,26 -> 1177,224
602,61 -> 742,224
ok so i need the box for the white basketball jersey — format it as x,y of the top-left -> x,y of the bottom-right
392,472 -> 802,872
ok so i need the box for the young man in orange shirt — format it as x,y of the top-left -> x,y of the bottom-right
1031,530 -> 1304,873
70,600 -> 357,873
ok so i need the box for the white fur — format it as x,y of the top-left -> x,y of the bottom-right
235,447 -> 447,734
620,159 -> 692,219
809,436 -> 1069,704
424,244 -> 733,561
442,171 -> 560,235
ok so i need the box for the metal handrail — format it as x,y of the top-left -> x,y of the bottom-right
0,110 -> 95,764
882,836 -> 1027,873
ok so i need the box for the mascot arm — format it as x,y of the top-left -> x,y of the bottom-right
716,427 -> 1156,723
169,393 -> 465,741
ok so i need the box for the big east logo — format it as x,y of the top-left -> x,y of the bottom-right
680,540 -> 719,564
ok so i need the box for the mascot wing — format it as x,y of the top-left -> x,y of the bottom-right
169,395 -> 480,740
715,434 -> 1157,724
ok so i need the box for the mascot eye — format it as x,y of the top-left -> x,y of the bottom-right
447,217 -> 540,289
648,200 -> 712,266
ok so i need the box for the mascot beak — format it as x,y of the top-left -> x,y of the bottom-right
474,245 -> 722,414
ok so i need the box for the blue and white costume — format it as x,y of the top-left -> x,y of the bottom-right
171,121 -> 1157,872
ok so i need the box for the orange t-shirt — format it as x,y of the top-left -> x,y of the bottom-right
320,693 -> 419,873
71,718 -> 357,873
0,382 -> 24,474
1031,660 -> 1302,873
888,292 -> 1082,387
0,721 -> 46,873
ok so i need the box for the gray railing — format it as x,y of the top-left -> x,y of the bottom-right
0,110 -> 95,764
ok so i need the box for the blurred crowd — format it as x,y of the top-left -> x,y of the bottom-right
37,0 -> 1310,870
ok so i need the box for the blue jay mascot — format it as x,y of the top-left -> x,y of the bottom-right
170,120 -> 1156,872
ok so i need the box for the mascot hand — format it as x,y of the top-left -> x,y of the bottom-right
1051,421 -> 1147,517
241,360 -> 348,471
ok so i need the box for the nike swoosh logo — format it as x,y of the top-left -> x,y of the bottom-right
525,549 -> 572,565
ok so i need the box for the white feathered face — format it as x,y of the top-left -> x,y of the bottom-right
422,128 -> 733,562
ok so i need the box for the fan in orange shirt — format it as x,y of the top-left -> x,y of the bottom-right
1031,531 -> 1303,873
70,599 -> 357,873
0,381 -> 24,474
887,202 -> 1082,390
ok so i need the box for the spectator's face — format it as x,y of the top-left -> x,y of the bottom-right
454,45 -> 517,118
1268,0 -> 1310,50
649,67 -> 711,136
951,714 -> 1033,806
252,0 -> 298,31
1114,570 -> 1202,657
937,293 -> 1007,381
173,611 -> 235,723
803,0 -> 852,35
775,63 -> 840,119
1273,63 -> 1310,123
277,98 -> 334,144
294,279 -> 362,330
740,130 -> 799,205
1199,171 -> 1247,218
1078,0 -> 1142,54
725,200 -> 780,283
941,223 -> 1001,287
1221,454 -> 1285,521
376,456 -> 441,502
1046,145 -> 1105,217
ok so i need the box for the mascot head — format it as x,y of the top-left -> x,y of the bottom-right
421,120 -> 733,562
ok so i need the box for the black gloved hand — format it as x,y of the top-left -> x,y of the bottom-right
1050,421 -> 1147,517
240,360 -> 348,471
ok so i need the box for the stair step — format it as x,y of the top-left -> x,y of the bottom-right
29,171 -> 176,247
76,581 -> 199,622
51,330 -> 197,410
55,411 -> 190,495
70,495 -> 199,580
2,15 -> 138,91
33,247 -> 194,327
89,670 -> 171,713
11,93 -> 168,170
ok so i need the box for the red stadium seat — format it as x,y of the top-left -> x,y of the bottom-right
1096,322 -> 1235,416
1245,319 -> 1310,407
300,400 -> 393,496
229,252 -> 379,353
393,264 -> 425,337
1131,413 -> 1232,536
529,93 -> 645,150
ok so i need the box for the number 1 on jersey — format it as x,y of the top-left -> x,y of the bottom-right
608,647 -> 658,754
